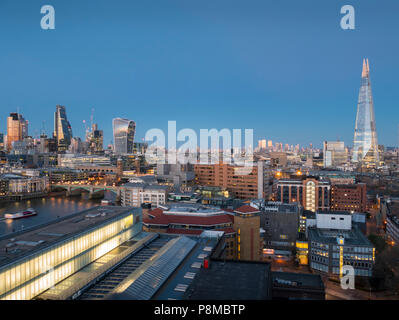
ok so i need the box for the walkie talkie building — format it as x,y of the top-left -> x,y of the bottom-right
352,59 -> 379,167
112,118 -> 136,154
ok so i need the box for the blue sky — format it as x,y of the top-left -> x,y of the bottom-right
0,0 -> 398,148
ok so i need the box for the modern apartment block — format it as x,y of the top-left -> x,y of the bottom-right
261,202 -> 301,255
194,161 -> 269,200
308,211 -> 375,278
331,183 -> 367,213
275,177 -> 330,212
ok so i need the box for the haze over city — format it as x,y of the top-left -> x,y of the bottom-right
1,0 -> 399,147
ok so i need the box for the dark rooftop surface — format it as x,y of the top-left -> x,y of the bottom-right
0,206 -> 138,269
272,271 -> 324,291
183,259 -> 272,300
317,210 -> 351,216
308,227 -> 373,247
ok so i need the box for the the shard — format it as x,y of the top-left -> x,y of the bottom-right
352,59 -> 379,167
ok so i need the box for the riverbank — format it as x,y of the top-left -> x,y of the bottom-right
0,192 -> 49,203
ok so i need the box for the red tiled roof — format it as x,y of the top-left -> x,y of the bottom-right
234,205 -> 260,214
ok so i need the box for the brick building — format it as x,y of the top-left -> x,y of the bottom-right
194,162 -> 268,200
330,183 -> 367,213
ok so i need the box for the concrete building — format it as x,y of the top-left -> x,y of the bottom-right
120,182 -> 169,208
260,202 -> 301,258
156,163 -> 195,186
308,211 -> 375,278
269,152 -> 287,167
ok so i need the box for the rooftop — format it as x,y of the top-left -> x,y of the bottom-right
317,210 -> 351,216
263,202 -> 300,214
272,271 -> 324,291
144,207 -> 233,227
234,205 -> 260,214
159,203 -> 227,216
183,259 -> 271,300
308,227 -> 373,247
0,206 -> 139,269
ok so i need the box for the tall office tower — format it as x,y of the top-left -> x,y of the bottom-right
113,118 -> 136,154
92,125 -> 104,153
6,113 -> 28,151
53,105 -> 73,152
323,141 -> 347,168
352,59 -> 379,167
258,139 -> 266,150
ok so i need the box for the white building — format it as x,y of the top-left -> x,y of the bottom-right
5,174 -> 49,194
120,182 -> 168,208
315,211 -> 352,230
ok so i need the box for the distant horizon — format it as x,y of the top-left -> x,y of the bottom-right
1,0 -> 399,149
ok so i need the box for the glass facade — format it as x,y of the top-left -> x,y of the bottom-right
113,118 -> 136,154
54,105 -> 73,152
352,59 -> 379,167
0,212 -> 139,300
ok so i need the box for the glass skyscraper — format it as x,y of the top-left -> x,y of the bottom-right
113,118 -> 136,154
53,105 -> 73,152
6,113 -> 28,151
352,59 -> 379,167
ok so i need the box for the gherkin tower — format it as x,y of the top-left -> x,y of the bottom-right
352,59 -> 379,167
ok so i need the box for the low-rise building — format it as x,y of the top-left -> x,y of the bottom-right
120,182 -> 169,208
260,202 -> 301,258
0,173 -> 49,195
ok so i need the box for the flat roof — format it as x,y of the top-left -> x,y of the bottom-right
183,259 -> 272,300
308,227 -> 373,247
317,210 -> 351,216
272,271 -> 324,291
0,206 -> 140,269
160,203 -> 225,216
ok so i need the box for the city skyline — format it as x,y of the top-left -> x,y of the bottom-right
1,1 -> 399,148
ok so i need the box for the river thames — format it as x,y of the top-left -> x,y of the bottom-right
0,194 -> 113,236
